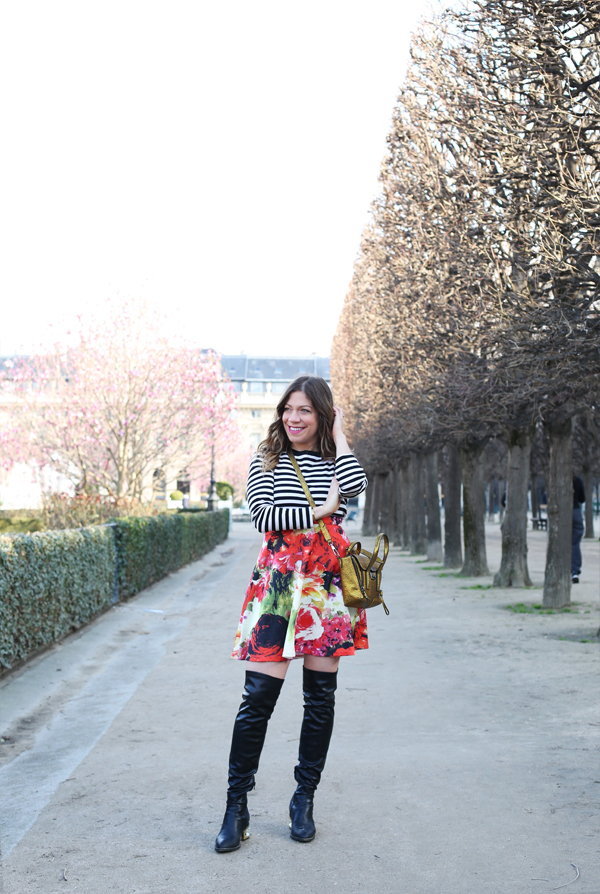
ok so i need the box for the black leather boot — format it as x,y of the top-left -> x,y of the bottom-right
215,670 -> 284,853
215,795 -> 250,854
289,667 -> 337,843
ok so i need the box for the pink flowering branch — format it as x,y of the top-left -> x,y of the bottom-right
0,298 -> 241,501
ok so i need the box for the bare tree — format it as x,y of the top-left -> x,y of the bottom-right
332,1 -> 600,606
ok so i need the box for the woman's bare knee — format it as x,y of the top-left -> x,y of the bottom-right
303,655 -> 340,673
247,660 -> 291,680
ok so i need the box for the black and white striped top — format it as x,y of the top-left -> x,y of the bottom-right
247,450 -> 368,534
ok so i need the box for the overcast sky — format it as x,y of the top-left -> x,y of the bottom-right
1,0 -> 434,359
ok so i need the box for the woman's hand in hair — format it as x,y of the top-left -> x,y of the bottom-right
332,407 -> 351,457
313,477 -> 341,520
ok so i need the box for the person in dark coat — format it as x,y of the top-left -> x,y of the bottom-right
572,474 -> 585,583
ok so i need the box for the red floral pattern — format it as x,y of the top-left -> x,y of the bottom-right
232,517 -> 368,662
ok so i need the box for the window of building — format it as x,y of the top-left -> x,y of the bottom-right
249,381 -> 264,393
176,471 -> 191,495
251,409 -> 261,418
251,433 -> 261,450
153,469 -> 166,499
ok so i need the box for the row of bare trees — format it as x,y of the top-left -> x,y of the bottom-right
331,0 -> 600,607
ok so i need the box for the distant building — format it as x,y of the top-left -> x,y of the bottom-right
0,353 -> 332,509
220,355 -> 331,451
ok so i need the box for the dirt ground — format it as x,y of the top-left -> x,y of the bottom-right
1,519 -> 599,894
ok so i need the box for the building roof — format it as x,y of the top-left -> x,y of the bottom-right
220,355 -> 330,383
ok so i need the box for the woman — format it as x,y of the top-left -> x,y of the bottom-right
215,375 -> 368,853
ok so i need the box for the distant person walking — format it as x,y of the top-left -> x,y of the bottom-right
572,474 -> 585,583
214,375 -> 368,853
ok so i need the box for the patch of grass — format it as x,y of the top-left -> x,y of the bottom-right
506,602 -> 584,615
461,584 -> 492,590
553,633 -> 599,644
506,603 -> 555,615
421,565 -> 445,571
414,559 -> 429,564
437,572 -> 461,578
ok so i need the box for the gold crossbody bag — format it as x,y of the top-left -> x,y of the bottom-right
287,452 -> 390,615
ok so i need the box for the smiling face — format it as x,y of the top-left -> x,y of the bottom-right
281,391 -> 320,451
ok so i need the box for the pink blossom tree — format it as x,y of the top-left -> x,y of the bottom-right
2,299 -> 241,502
214,440 -> 253,502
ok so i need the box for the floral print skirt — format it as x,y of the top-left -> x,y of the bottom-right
232,518 -> 368,661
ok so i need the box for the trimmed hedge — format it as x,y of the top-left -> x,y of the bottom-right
0,509 -> 229,672
0,526 -> 115,670
115,509 -> 230,598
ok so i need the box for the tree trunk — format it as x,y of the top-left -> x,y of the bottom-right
387,467 -> 398,542
498,479 -> 506,523
392,463 -> 403,547
399,459 -> 410,549
530,472 -> 539,519
376,472 -> 392,533
371,472 -> 389,533
535,473 -> 546,520
379,470 -> 394,537
493,426 -> 534,587
393,463 -> 405,545
409,453 -> 427,555
362,474 -> 375,536
543,416 -> 572,609
458,438 -> 489,576
370,473 -> 383,533
583,467 -> 594,539
487,481 -> 495,521
425,451 -> 442,561
443,442 -> 463,568
377,472 -> 390,533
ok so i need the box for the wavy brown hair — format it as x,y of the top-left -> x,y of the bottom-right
258,375 -> 336,471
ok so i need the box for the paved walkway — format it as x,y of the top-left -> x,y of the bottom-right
1,521 -> 599,894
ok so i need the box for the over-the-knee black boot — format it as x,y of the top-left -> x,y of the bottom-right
289,666 -> 337,843
215,670 -> 284,853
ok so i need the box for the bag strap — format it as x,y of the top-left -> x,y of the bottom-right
369,533 -> 389,572
287,451 -> 340,558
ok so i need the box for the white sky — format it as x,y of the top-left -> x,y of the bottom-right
1,0 -> 433,358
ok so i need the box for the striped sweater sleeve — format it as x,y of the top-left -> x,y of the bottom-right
335,454 -> 368,497
246,455 -> 313,534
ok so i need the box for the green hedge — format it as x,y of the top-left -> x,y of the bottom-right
115,509 -> 229,598
0,509 -> 229,671
0,526 -> 115,670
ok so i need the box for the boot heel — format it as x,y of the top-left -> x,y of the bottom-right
241,826 -> 250,841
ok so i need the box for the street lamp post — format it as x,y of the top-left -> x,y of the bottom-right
208,442 -> 219,511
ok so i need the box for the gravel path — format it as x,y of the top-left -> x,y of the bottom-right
1,520 -> 599,894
